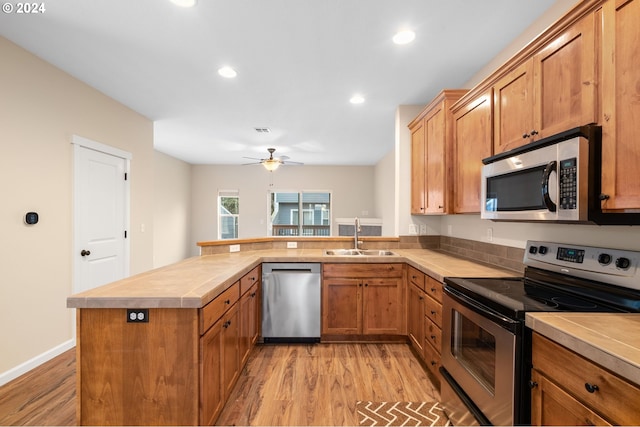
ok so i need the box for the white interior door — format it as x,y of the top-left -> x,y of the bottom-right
73,137 -> 130,293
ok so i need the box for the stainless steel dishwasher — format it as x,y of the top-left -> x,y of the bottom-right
261,263 -> 321,343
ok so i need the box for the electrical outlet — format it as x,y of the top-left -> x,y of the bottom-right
408,224 -> 418,235
487,227 -> 493,242
287,241 -> 297,249
229,244 -> 240,253
127,309 -> 149,323
419,224 -> 427,235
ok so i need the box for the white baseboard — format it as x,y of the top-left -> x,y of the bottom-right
0,339 -> 76,387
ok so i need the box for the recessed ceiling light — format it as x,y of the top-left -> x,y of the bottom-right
218,66 -> 237,78
170,0 -> 197,7
350,94 -> 365,104
393,29 -> 416,45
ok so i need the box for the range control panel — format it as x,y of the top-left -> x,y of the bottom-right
524,240 -> 640,290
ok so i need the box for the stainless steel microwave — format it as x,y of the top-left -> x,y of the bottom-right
480,125 -> 638,224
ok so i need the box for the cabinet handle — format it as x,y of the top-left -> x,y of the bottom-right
528,381 -> 538,389
530,129 -> 538,136
359,283 -> 362,287
431,310 -> 437,315
364,283 -> 369,287
430,287 -> 436,292
522,132 -> 530,139
250,292 -> 256,297
430,335 -> 436,340
419,296 -> 423,300
430,361 -> 437,366
412,275 -> 417,280
224,299 -> 231,305
251,276 -> 256,281
223,321 -> 229,328
585,383 -> 599,393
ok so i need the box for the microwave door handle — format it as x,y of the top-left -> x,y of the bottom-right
542,160 -> 557,212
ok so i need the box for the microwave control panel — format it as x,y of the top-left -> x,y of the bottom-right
558,158 -> 577,210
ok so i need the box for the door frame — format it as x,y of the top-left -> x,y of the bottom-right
71,135 -> 132,295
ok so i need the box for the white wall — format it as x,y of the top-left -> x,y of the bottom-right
153,151 -> 192,267
374,149 -> 396,236
190,164 -> 376,254
0,36 -> 155,383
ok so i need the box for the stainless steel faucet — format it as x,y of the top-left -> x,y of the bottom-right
354,217 -> 362,249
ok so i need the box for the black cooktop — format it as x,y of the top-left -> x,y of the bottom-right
443,270 -> 630,321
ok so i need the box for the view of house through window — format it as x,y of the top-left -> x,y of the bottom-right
270,191 -> 331,236
218,191 -> 239,239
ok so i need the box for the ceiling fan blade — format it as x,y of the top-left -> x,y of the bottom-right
283,160 -> 304,165
241,161 -> 262,165
242,156 -> 266,161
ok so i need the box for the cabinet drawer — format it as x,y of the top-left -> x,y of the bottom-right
425,316 -> 442,352
424,294 -> 442,327
323,263 -> 404,278
425,276 -> 443,303
200,281 -> 240,335
532,333 -> 640,425
423,339 -> 442,382
408,266 -> 425,290
240,265 -> 261,295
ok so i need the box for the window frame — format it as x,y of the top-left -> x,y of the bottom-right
218,190 -> 239,240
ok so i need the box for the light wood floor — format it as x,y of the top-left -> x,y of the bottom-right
216,343 -> 440,426
0,343 -> 439,426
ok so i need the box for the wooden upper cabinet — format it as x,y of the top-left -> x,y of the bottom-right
493,11 -> 597,155
493,60 -> 535,153
409,90 -> 467,214
533,11 -> 597,139
453,89 -> 493,213
410,121 -> 426,214
600,0 -> 640,211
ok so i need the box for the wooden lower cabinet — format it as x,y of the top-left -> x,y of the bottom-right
322,263 -> 405,337
406,266 -> 443,387
531,332 -> 640,426
77,269 -> 261,426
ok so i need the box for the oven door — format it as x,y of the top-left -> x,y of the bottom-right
441,287 -> 519,426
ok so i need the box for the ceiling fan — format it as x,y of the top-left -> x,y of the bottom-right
242,148 -> 304,171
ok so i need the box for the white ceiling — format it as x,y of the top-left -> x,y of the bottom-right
0,0 -> 559,166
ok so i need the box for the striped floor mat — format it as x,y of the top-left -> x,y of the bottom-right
357,401 -> 450,426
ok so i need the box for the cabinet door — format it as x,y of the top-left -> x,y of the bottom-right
362,277 -> 403,335
453,89 -> 493,213
530,370 -> 611,426
239,282 -> 259,367
200,320 -> 224,426
425,105 -> 447,213
601,0 -> 640,211
533,12 -> 597,139
407,283 -> 425,352
221,303 -> 239,401
322,278 -> 361,334
493,60 -> 535,154
411,121 -> 426,214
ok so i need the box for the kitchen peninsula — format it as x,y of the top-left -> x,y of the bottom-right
67,239 -> 517,426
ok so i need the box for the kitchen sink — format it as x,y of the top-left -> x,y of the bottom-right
324,249 -> 396,256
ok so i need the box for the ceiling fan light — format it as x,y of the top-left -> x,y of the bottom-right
218,66 -> 237,78
262,159 -> 280,171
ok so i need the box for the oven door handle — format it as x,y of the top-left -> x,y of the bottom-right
444,286 -> 520,333
542,160 -> 557,212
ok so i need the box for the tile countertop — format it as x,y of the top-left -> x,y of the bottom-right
66,248 -> 519,309
526,312 -> 640,386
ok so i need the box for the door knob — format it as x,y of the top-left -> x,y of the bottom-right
81,249 -> 91,257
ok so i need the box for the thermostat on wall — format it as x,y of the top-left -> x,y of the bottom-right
25,212 -> 39,225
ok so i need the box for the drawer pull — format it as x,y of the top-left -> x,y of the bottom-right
430,288 -> 436,292
224,299 -> 231,305
431,310 -> 437,315
250,292 -> 256,298
419,296 -> 424,300
430,335 -> 436,340
585,383 -> 599,393
528,381 -> 538,389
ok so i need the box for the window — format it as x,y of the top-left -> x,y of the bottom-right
270,191 -> 331,236
218,191 -> 239,240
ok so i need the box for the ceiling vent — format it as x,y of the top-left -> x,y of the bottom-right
254,127 -> 271,133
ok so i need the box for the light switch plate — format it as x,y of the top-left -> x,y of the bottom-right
287,242 -> 297,249
229,244 -> 240,252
